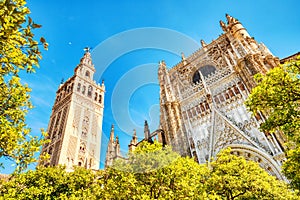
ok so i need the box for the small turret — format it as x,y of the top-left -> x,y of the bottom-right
128,129 -> 138,152
109,124 -> 114,142
105,124 -> 117,168
158,60 -> 168,84
144,120 -> 153,143
223,14 -> 250,40
132,129 -> 137,144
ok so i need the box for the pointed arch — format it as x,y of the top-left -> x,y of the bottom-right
224,144 -> 285,181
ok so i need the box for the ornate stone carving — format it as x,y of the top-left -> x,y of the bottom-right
158,15 -> 285,180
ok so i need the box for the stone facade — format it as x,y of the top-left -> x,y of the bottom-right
104,14 -> 291,180
40,51 -> 105,171
158,14 -> 286,180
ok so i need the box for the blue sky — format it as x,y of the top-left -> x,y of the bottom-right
3,0 -> 299,173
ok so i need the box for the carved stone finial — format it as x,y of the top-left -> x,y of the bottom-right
225,14 -> 238,24
181,52 -> 187,65
159,60 -> 167,70
219,20 -> 227,31
200,39 -> 207,47
225,13 -> 231,23
159,60 -> 166,68
181,52 -> 186,60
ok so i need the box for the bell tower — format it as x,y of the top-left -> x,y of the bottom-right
40,49 -> 105,171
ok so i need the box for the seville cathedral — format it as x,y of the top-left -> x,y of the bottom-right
41,14 -> 296,180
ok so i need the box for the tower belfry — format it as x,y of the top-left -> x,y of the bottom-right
40,51 -> 105,171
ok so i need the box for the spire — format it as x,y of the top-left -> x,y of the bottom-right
200,39 -> 207,47
219,20 -> 227,32
225,13 -> 238,25
181,52 -> 187,65
132,129 -> 137,144
109,124 -> 114,142
144,120 -> 153,143
129,129 -> 138,152
144,120 -> 150,140
105,124 -> 115,168
181,52 -> 186,60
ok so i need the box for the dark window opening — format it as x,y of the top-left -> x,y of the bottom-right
192,72 -> 201,84
99,95 -> 102,103
85,71 -> 90,78
192,65 -> 216,84
88,86 -> 92,97
82,86 -> 86,94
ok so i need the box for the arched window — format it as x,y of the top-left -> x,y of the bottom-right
94,92 -> 98,101
192,65 -> 216,84
81,128 -> 87,139
87,85 -> 92,97
83,116 -> 89,126
81,130 -> 87,138
77,83 -> 81,92
99,94 -> 102,103
85,70 -> 90,78
79,142 -> 86,153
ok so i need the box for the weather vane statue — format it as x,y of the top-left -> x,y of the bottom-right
83,46 -> 92,53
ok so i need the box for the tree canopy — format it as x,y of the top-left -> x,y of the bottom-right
245,56 -> 300,191
0,0 -> 48,172
1,141 -> 296,199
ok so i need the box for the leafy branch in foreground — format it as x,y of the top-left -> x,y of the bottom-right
245,56 -> 300,191
0,0 -> 49,173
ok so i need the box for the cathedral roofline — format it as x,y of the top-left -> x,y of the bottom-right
169,33 -> 228,73
280,51 -> 300,64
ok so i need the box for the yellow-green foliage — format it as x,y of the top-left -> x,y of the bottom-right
1,142 -> 297,199
245,56 -> 300,191
0,0 -> 48,173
